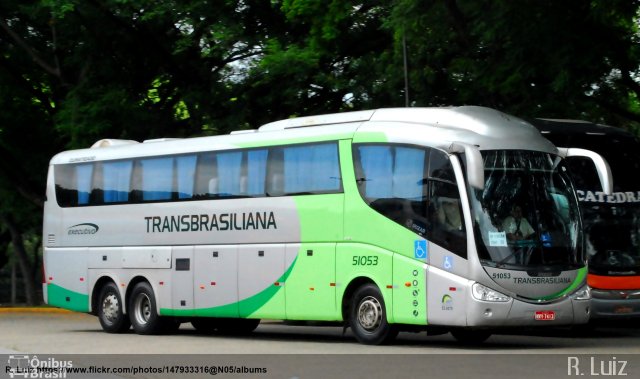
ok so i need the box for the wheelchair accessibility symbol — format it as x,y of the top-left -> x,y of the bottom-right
443,256 -> 453,271
414,240 -> 427,259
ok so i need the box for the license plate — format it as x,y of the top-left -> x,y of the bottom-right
614,306 -> 633,314
534,311 -> 556,321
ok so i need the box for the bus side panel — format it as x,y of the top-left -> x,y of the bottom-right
44,248 -> 90,312
426,264 -> 471,327
391,253 -> 427,325
192,245 -> 239,317
238,244 -> 286,319
284,243 -> 338,320
171,246 -> 194,312
336,243 -> 394,322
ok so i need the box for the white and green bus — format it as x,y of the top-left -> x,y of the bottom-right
43,106 -> 612,344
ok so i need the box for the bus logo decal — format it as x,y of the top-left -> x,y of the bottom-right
144,212 -> 277,233
67,223 -> 99,235
441,294 -> 453,311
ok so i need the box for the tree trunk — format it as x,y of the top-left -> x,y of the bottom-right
0,213 -> 37,305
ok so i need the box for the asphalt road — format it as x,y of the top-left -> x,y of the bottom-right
1,310 -> 640,379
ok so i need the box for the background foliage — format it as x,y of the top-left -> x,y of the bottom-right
1,0 -> 639,303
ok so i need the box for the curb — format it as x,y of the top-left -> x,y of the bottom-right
0,307 -> 73,314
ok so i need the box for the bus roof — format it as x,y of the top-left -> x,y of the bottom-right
50,106 -> 555,165
529,118 -> 636,139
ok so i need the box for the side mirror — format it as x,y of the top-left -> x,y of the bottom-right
449,142 -> 484,190
557,147 -> 613,195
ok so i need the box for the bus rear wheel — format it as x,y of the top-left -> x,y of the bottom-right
129,282 -> 167,335
349,284 -> 398,345
97,282 -> 131,333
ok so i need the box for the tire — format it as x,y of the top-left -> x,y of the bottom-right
349,284 -> 398,345
450,329 -> 492,345
97,282 -> 131,333
128,282 -> 166,335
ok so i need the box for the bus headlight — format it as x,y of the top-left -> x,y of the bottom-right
573,286 -> 591,301
472,283 -> 511,302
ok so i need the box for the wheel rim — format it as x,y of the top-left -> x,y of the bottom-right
101,292 -> 120,325
357,296 -> 382,331
133,293 -> 152,326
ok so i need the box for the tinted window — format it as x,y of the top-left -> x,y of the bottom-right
281,143 -> 341,194
101,161 -> 132,203
354,144 -> 467,258
176,155 -> 197,199
53,142 -> 341,207
139,157 -> 173,201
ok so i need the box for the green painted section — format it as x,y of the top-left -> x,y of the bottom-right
534,267 -> 588,301
336,139 -> 425,324
352,131 -> 387,143
284,243 -> 338,320
392,254 -> 428,325
47,283 -> 90,313
336,243 -> 395,322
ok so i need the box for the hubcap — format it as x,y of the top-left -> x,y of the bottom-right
133,293 -> 152,326
357,296 -> 382,331
101,293 -> 120,324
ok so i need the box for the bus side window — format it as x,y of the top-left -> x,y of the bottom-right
75,164 -> 93,206
54,163 -> 95,207
281,142 -> 341,195
194,152 -> 216,199
247,149 -> 268,196
266,148 -> 284,196
216,151 -> 243,197
354,144 -> 430,237
140,157 -> 172,201
175,155 -> 197,200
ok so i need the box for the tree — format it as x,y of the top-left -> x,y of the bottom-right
387,0 -> 640,129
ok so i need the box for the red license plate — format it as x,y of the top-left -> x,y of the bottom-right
534,311 -> 556,321
614,306 -> 633,314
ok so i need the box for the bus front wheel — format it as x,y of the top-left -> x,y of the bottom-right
349,284 -> 398,345
97,282 -> 131,333
129,282 -> 166,335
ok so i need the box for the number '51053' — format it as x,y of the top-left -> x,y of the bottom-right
352,256 -> 378,266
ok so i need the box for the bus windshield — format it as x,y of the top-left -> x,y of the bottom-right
470,150 -> 583,270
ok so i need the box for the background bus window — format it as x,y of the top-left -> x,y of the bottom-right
565,157 -> 600,191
